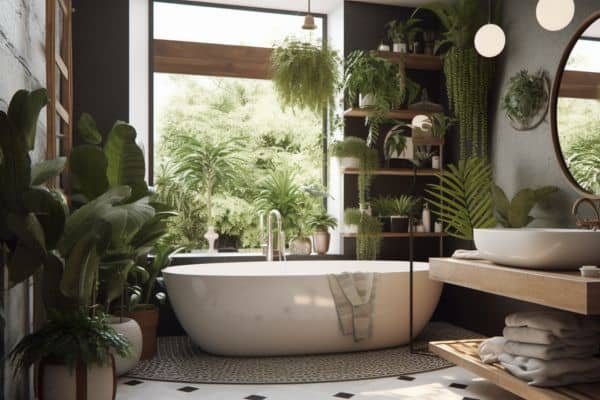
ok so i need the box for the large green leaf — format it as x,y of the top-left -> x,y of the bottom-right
0,111 -> 31,210
60,233 -> 101,307
59,186 -> 132,256
7,89 -> 48,150
100,259 -> 135,305
100,196 -> 156,249
104,122 -> 148,201
8,242 -> 43,287
69,144 -> 109,200
30,157 -> 67,186
77,113 -> 103,144
6,212 -> 47,286
42,253 -> 76,311
22,187 -> 67,249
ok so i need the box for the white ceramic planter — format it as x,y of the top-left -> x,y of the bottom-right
38,358 -> 115,400
431,155 -> 440,169
109,317 -> 142,376
377,43 -> 391,51
359,93 -> 377,108
393,43 -> 407,53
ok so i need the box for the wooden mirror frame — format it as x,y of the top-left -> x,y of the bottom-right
550,10 -> 600,200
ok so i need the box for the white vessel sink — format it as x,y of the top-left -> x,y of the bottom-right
474,228 -> 600,270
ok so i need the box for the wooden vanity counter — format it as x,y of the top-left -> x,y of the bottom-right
429,258 -> 600,315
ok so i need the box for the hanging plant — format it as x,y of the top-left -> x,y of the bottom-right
501,69 -> 550,131
344,50 -> 407,146
271,37 -> 341,115
416,0 -> 499,159
344,208 -> 382,260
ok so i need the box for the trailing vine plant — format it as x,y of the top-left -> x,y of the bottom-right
416,0 -> 500,159
271,37 -> 341,115
344,208 -> 382,260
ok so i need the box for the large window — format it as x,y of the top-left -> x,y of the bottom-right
151,1 -> 327,252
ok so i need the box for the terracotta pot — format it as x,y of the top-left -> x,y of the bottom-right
108,317 -> 142,375
313,230 -> 331,255
38,357 -> 116,400
289,237 -> 312,255
126,307 -> 160,360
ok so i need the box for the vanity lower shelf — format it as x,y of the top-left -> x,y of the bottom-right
429,339 -> 600,400
429,258 -> 600,315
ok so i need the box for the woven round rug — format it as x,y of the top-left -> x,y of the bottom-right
125,322 -> 482,384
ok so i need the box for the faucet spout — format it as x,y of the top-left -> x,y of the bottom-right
266,209 -> 286,261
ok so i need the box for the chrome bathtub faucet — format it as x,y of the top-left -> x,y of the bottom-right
266,209 -> 287,262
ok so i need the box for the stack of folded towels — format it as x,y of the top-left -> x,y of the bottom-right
478,311 -> 600,387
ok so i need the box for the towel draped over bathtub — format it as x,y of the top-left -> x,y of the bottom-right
328,272 -> 377,342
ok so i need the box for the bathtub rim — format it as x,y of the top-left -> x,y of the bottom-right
163,260 -> 430,277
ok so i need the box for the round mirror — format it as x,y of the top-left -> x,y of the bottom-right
551,11 -> 600,198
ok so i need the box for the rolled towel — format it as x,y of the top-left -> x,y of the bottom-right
452,249 -> 483,259
498,353 -> 600,387
478,336 -> 506,364
503,326 -> 600,347
505,311 -> 600,337
504,340 -> 599,360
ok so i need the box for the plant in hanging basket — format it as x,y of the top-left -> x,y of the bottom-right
501,69 -> 549,131
271,37 -> 341,115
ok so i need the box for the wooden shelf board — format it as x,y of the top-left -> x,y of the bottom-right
344,108 -> 432,120
344,232 -> 447,238
430,339 -> 600,400
376,51 -> 443,71
429,258 -> 600,315
343,168 -> 441,176
412,136 -> 444,146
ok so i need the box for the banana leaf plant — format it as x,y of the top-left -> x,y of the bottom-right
491,184 -> 558,228
0,89 -> 68,287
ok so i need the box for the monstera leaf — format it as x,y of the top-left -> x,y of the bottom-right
426,157 -> 497,241
104,122 -> 149,201
492,184 -> 558,228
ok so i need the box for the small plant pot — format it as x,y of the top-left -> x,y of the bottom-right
313,230 -> 331,255
390,216 -> 409,232
339,156 -> 360,169
289,236 -> 312,255
108,317 -> 142,375
38,357 -> 116,400
431,155 -> 441,169
378,216 -> 391,232
359,93 -> 377,108
126,307 -> 160,360
393,42 -> 407,53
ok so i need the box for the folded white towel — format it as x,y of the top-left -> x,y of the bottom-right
478,336 -> 506,364
505,311 -> 600,337
503,326 -> 600,347
504,340 -> 599,360
498,353 -> 600,387
328,272 -> 376,342
452,249 -> 483,259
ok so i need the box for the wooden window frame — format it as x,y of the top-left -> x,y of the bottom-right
46,0 -> 73,189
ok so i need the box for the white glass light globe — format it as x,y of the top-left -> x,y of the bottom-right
536,0 -> 575,31
474,24 -> 506,58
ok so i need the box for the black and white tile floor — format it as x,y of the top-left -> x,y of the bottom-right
117,366 -> 523,399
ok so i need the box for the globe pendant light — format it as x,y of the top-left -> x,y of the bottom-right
302,0 -> 317,30
536,0 -> 575,31
474,0 -> 505,58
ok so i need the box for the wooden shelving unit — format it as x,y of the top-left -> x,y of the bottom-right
344,232 -> 447,238
376,51 -> 443,71
343,168 -> 441,176
344,108 -> 431,120
430,339 -> 600,400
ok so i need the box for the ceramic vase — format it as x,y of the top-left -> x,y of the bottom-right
204,226 -> 219,253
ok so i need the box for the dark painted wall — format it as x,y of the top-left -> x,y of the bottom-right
73,0 -> 130,137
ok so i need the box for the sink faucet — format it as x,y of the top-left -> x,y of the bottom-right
572,197 -> 600,231
266,209 -> 286,262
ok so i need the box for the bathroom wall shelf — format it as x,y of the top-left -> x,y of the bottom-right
344,108 -> 431,120
375,51 -> 443,71
343,168 -> 441,176
343,232 -> 447,238
429,339 -> 600,400
429,258 -> 600,315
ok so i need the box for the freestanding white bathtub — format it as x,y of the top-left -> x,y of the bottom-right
163,260 -> 443,356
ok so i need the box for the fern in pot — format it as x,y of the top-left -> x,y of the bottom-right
308,210 -> 338,255
271,37 -> 340,115
390,195 -> 417,232
372,197 -> 397,232
386,17 -> 423,53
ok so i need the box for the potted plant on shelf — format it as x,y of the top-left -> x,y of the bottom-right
307,210 -> 338,255
386,18 -> 423,53
413,147 -> 435,169
344,208 -> 382,260
429,112 -> 456,138
390,195 -> 417,232
372,197 -> 396,232
383,124 -> 410,165
271,37 -> 341,115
